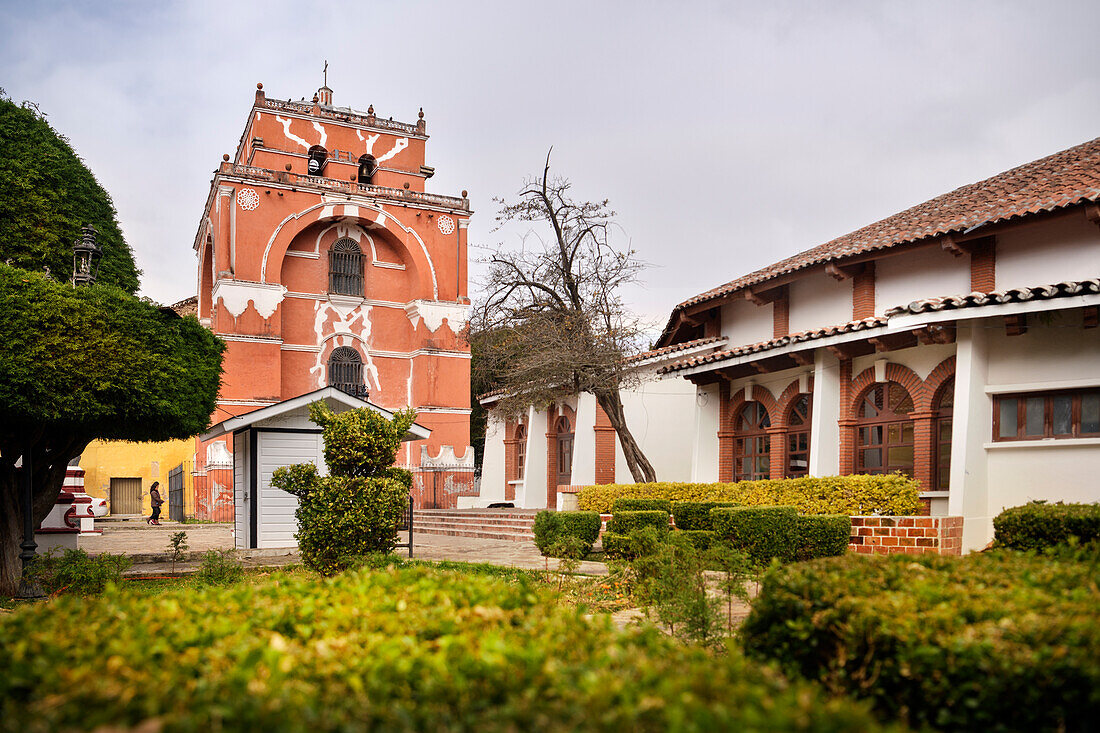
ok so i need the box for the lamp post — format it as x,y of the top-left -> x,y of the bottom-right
72,224 -> 101,287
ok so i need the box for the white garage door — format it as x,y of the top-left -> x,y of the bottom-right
257,431 -> 323,549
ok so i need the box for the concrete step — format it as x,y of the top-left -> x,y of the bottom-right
414,510 -> 540,520
412,525 -> 534,542
414,521 -> 535,535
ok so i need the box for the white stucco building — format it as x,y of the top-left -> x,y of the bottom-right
476,339 -> 726,510
653,136 -> 1100,551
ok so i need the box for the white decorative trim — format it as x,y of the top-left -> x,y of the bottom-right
984,378 -> 1100,395
284,251 -> 320,259
215,333 -> 284,344
415,407 -> 473,415
404,300 -> 470,333
984,438 -> 1100,450
373,260 -> 406,270
919,491 -> 951,498
421,444 -> 475,467
217,398 -> 280,407
213,279 -> 287,319
280,344 -> 323,352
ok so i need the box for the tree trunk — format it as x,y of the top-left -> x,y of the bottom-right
594,390 -> 657,484
0,434 -> 90,596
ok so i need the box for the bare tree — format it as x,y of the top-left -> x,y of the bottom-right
473,151 -> 657,483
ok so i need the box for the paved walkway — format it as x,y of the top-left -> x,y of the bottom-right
81,521 -> 609,576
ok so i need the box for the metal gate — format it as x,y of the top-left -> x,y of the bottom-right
109,477 -> 142,515
167,464 -> 185,522
410,465 -> 477,509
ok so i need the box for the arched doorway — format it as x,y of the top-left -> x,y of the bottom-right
856,381 -> 915,476
734,401 -> 771,481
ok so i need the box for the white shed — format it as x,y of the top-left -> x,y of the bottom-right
200,387 -> 431,550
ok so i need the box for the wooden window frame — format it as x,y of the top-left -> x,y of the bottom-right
329,238 -> 364,297
555,416 -> 574,486
733,401 -> 771,481
514,424 -> 527,480
785,394 -> 812,479
992,388 -> 1100,442
328,346 -> 367,398
933,378 -> 954,491
855,382 -> 915,477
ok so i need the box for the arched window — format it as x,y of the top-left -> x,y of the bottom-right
734,402 -> 771,481
357,154 -> 377,184
856,382 -> 914,476
329,238 -> 364,296
934,378 -> 954,491
786,394 -> 811,478
328,346 -> 367,398
556,416 -> 574,487
514,423 -> 527,481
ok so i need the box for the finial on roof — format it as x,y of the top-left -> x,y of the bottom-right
256,82 -> 263,90
222,154 -> 230,161
323,60 -> 328,87
418,107 -> 424,120
367,104 -> 375,116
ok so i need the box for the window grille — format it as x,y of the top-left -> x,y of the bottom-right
329,238 -> 364,296
328,346 -> 368,399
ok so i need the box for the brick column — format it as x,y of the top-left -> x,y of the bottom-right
773,292 -> 790,339
545,407 -> 558,509
766,426 -> 787,479
837,359 -> 855,474
970,237 -> 996,292
852,262 -> 876,319
909,409 -> 936,496
718,382 -> 733,482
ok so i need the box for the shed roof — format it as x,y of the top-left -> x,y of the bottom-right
200,387 -> 431,441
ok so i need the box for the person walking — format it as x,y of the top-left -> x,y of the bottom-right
148,481 -> 164,525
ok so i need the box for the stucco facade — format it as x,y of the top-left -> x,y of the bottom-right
658,137 -> 1100,551
192,83 -> 474,507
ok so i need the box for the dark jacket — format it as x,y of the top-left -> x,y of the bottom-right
150,487 -> 163,507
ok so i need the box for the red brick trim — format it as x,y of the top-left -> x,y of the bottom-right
773,291 -> 790,339
970,237 -> 996,293
838,359 -> 855,474
594,404 -> 616,485
923,356 -> 957,412
852,261 -> 876,319
849,515 -> 963,555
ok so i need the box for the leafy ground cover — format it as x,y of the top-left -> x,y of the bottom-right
0,562 -> 891,732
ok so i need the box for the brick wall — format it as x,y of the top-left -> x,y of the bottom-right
594,405 -> 616,484
849,515 -> 963,555
970,237 -> 996,292
772,291 -> 790,338
852,262 -> 876,319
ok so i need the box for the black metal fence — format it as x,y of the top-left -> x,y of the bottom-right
166,461 -> 234,522
394,494 -> 413,557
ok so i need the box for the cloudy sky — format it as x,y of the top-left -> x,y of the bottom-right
2,1 -> 1097,338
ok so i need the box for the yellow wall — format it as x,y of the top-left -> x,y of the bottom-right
80,438 -> 194,515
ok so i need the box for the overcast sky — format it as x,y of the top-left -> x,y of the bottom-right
2,1 -> 1097,339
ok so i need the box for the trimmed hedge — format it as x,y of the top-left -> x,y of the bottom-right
0,565 -> 890,731
612,497 -> 673,514
795,515 -> 851,561
679,530 -> 718,551
608,510 -> 670,535
601,531 -> 633,558
672,501 -> 739,531
578,474 -> 921,516
712,506 -> 798,564
532,510 -> 602,556
993,501 -> 1100,551
741,552 -> 1100,732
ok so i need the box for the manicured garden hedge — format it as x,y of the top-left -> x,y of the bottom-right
741,552 -> 1100,731
993,501 -> 1100,551
607,509 -> 670,535
612,497 -> 673,514
712,506 -> 799,563
672,501 -> 738,531
578,474 -> 921,516
532,510 -> 602,556
794,515 -> 851,561
0,565 -> 890,731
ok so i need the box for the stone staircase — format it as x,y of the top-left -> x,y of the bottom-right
412,509 -> 539,542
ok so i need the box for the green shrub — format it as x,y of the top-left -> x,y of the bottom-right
741,552 -> 1100,732
532,510 -> 601,556
30,549 -> 131,595
672,501 -> 738,530
679,530 -> 718,551
602,527 -> 666,560
194,550 -> 245,585
712,506 -> 798,564
0,565 -> 888,731
632,532 -> 723,646
612,497 -> 673,514
993,501 -> 1100,551
578,474 -> 921,516
271,401 -> 417,575
795,515 -> 851,561
608,509 -> 670,535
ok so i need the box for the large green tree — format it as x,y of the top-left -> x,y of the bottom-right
0,95 -> 223,595
0,93 -> 139,291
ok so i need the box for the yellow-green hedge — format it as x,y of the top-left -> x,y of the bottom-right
577,474 -> 921,516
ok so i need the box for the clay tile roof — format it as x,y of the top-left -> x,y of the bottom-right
675,136 -> 1100,314
170,295 -> 198,318
884,279 -> 1100,317
625,336 -> 726,364
658,317 -> 886,374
